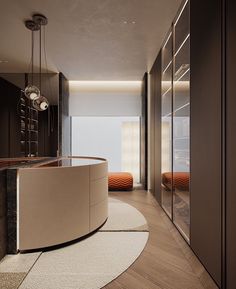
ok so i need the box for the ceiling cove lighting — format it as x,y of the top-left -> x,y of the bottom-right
69,81 -> 142,87
69,81 -> 142,93
24,14 -> 49,111
123,21 -> 136,25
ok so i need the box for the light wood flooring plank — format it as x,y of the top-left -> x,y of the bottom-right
104,190 -> 218,289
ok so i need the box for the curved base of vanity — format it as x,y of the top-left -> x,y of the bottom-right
16,157 -> 108,251
21,217 -> 109,253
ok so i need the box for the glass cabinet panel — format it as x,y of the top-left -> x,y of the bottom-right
160,0 -> 190,241
161,32 -> 173,218
173,0 -> 190,240
174,1 -> 190,53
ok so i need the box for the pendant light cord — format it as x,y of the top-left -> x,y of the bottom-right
31,30 -> 34,84
43,26 -> 53,135
39,25 -> 42,92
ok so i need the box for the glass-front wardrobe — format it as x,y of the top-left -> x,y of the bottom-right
161,0 -> 190,241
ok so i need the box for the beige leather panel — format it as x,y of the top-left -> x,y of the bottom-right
90,162 -> 108,181
90,177 -> 108,206
18,166 -> 90,250
90,199 -> 108,232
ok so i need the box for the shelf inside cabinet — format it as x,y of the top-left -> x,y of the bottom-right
19,94 -> 39,157
28,118 -> 38,122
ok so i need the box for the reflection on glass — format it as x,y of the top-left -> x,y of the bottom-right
38,158 -> 103,167
173,0 -> 190,241
174,0 -> 190,53
161,32 -> 173,218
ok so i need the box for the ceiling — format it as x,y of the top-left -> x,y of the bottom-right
0,0 -> 182,80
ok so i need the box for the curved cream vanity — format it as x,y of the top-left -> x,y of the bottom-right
15,156 -> 108,251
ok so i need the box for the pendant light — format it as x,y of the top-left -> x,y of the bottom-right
32,95 -> 49,111
24,14 -> 50,111
24,85 -> 40,100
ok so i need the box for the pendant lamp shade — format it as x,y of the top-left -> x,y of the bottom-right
24,85 -> 40,100
32,96 -> 49,111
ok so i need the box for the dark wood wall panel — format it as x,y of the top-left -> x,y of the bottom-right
226,0 -> 236,288
150,51 -> 162,203
38,106 -> 58,157
9,92 -> 21,157
140,73 -> 148,189
0,170 -> 7,260
190,0 -> 222,286
154,52 -> 162,204
59,73 -> 71,156
0,77 -> 21,158
0,89 -> 10,157
149,72 -> 155,195
0,77 -> 21,260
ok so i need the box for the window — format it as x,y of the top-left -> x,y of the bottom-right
72,117 -> 140,183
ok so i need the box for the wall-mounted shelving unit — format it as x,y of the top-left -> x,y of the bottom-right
19,94 -> 39,157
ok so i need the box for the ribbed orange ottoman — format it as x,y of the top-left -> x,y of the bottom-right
108,172 -> 133,191
162,172 -> 190,191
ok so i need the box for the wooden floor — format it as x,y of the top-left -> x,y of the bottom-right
104,190 -> 218,289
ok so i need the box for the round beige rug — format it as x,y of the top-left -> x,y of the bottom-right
0,198 -> 149,289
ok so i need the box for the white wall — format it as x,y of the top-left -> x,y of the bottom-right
69,81 -> 142,117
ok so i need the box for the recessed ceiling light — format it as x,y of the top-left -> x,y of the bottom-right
123,21 -> 136,25
0,60 -> 8,63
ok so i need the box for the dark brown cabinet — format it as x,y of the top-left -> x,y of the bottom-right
159,0 -> 191,243
190,0 -> 222,286
226,0 -> 236,288
150,52 -> 162,204
38,105 -> 58,157
0,77 -> 21,158
19,94 -> 39,157
150,0 -> 236,287
161,30 -> 173,219
140,73 -> 148,189
59,73 -> 71,156
0,74 -> 60,158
